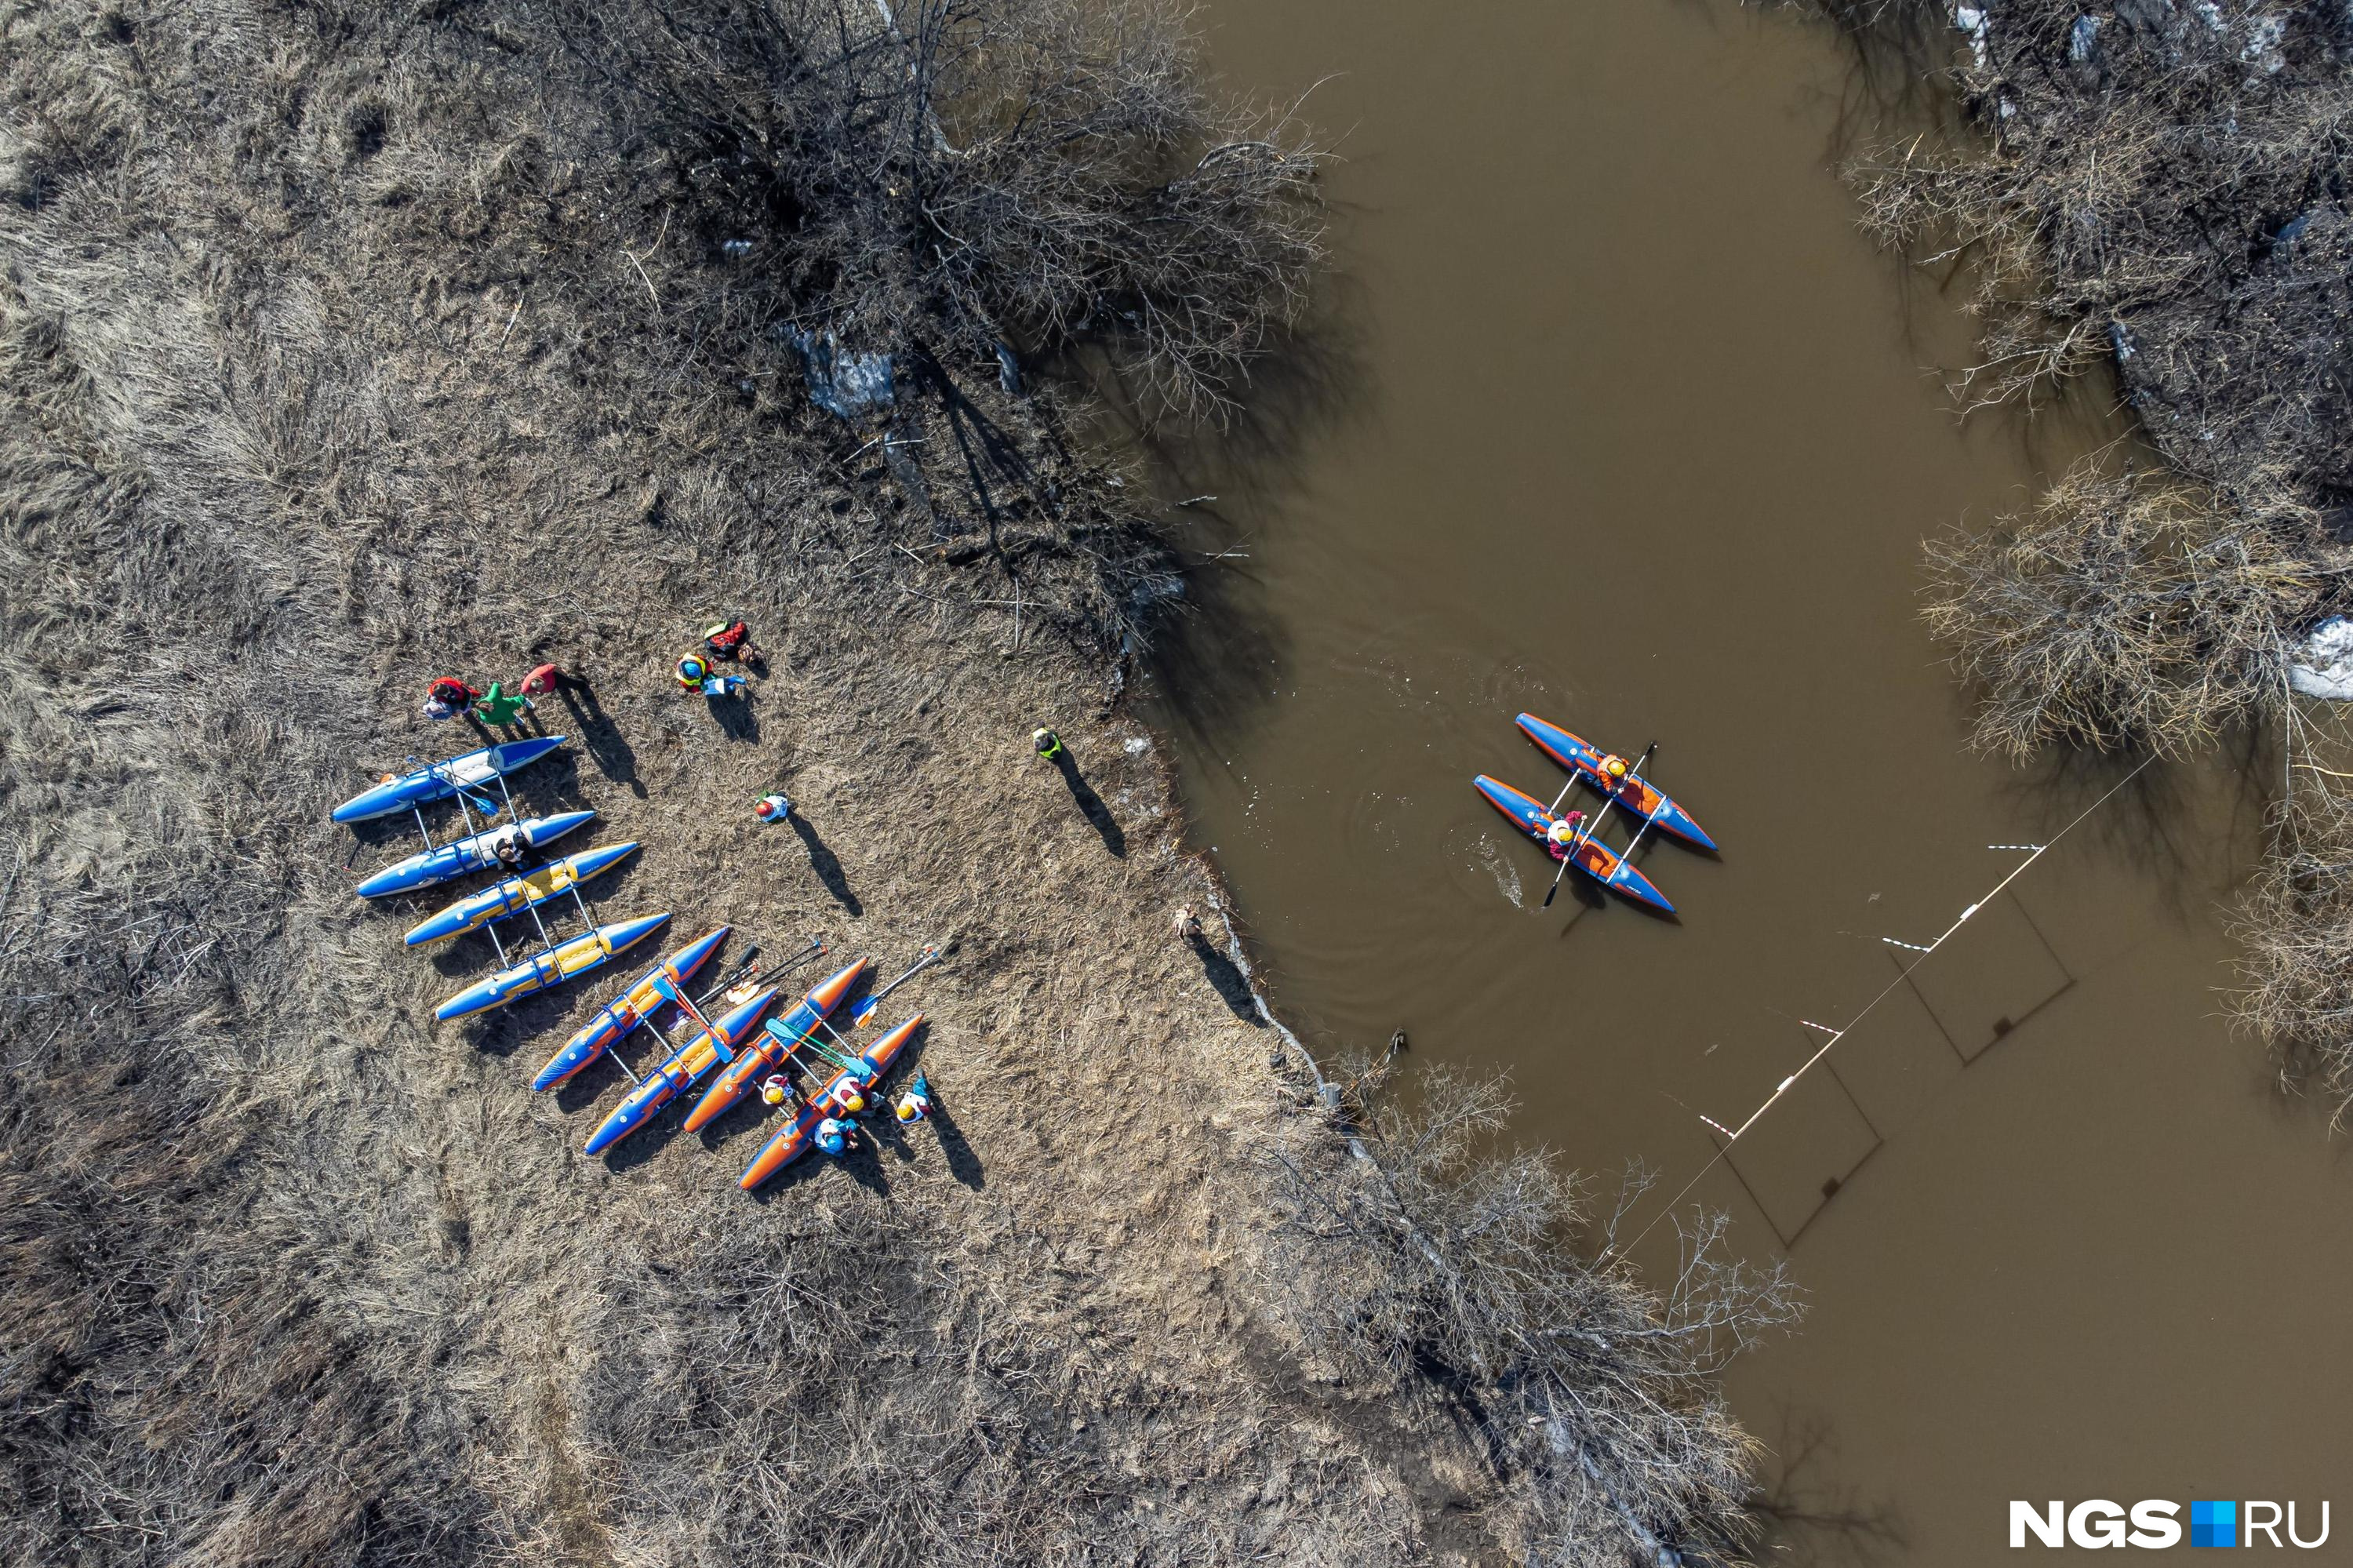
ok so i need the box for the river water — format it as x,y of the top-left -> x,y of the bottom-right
1158,2 -> 2353,1560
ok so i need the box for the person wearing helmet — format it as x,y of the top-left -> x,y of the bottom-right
1597,753 -> 1634,798
834,1084 -> 867,1117
760,1073 -> 795,1108
814,1116 -> 852,1157
1544,810 -> 1587,859
754,791 -> 793,824
895,1072 -> 933,1124
675,653 -> 746,699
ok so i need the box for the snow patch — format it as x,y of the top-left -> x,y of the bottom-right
2290,617 -> 2353,700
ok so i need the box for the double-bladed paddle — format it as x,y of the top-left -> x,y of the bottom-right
848,944 -> 941,1026
1543,740 -> 1656,910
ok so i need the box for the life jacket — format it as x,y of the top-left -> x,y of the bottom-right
675,656 -> 707,690
703,620 -> 749,656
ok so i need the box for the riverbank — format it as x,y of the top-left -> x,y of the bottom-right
1825,2 -> 2353,1104
0,4 -> 1767,1563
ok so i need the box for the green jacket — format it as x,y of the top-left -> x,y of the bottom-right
474,682 -> 530,726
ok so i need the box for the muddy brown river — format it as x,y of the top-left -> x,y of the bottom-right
1158,2 -> 2353,1559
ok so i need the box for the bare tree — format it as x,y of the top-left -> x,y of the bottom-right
545,0 -> 1326,424
1264,1062 -> 1802,1568
1922,462 -> 2319,759
2235,768 -> 2353,1125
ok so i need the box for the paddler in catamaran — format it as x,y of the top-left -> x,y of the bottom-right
1544,809 -> 1587,860
815,1115 -> 853,1157
489,824 -> 530,873
1597,752 -> 1635,797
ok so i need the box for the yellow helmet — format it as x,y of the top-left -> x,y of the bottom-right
762,1082 -> 787,1106
1604,755 -> 1627,777
839,1089 -> 867,1115
896,1100 -> 919,1121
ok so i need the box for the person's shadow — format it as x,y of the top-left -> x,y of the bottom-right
1185,930 -> 1262,1024
557,675 -> 645,799
926,1098 -> 986,1189
1049,751 -> 1125,857
789,813 -> 863,915
707,689 -> 759,742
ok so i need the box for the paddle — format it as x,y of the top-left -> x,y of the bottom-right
1543,740 -> 1655,910
848,944 -> 941,1026
776,1013 -> 865,1076
733,935 -> 825,996
651,973 -> 720,1042
1607,760 -> 1672,897
416,754 -> 504,824
696,944 -> 766,1007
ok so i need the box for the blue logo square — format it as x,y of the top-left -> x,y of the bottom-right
2191,1500 -> 2237,1548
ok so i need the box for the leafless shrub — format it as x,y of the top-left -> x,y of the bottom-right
1264,1062 -> 1801,1568
2233,768 -> 2353,1122
544,0 -> 1325,426
1922,462 -> 2320,759
1827,2 -> 2353,497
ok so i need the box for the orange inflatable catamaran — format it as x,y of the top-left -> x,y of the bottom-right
680,959 -> 869,1133
738,1014 -> 925,1191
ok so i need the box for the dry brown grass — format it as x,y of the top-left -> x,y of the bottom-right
0,2 -> 1777,1563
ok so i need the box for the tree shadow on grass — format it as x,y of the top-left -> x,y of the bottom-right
1051,751 -> 1125,857
789,813 -> 864,915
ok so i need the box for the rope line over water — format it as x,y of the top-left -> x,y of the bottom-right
1617,752 -> 2158,1258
